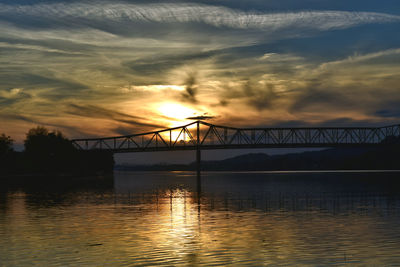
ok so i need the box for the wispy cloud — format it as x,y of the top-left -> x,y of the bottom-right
1,3 -> 399,32
66,104 -> 163,129
319,48 -> 400,69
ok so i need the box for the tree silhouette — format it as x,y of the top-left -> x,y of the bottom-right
24,126 -> 75,156
24,126 -> 77,172
0,127 -> 113,174
0,133 -> 13,156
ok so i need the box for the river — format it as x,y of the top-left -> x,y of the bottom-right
1,171 -> 400,266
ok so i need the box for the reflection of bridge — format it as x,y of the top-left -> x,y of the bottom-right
72,120 -> 400,152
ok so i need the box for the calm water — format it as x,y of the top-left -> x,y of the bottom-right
1,171 -> 400,266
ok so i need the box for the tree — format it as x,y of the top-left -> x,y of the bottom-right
0,133 -> 13,156
21,126 -> 114,174
23,126 -> 77,172
24,126 -> 75,156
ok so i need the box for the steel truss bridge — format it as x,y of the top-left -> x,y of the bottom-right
72,120 -> 400,153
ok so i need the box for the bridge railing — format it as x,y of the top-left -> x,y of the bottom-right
71,121 -> 400,152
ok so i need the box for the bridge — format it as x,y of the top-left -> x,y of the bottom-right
72,120 -> 400,153
71,120 -> 400,173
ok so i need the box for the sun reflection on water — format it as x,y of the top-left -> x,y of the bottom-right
2,172 -> 400,266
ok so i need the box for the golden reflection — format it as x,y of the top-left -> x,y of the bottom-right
166,189 -> 197,240
3,185 -> 400,266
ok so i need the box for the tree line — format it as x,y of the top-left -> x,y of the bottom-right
0,127 -> 114,175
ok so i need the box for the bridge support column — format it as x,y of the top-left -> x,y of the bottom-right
196,147 -> 201,175
196,147 -> 201,199
196,120 -> 202,196
196,120 -> 201,176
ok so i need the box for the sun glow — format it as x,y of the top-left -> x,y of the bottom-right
158,103 -> 198,123
157,102 -> 199,142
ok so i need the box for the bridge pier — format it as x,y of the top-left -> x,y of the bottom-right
196,147 -> 201,175
196,120 -> 202,175
196,120 -> 202,196
196,147 -> 202,200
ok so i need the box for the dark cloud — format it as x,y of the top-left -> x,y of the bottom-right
289,73 -> 400,118
218,79 -> 281,110
376,109 -> 400,118
218,100 -> 229,106
374,99 -> 400,118
66,103 -> 163,129
315,117 -> 387,127
111,125 -> 166,136
181,73 -> 198,103
244,81 -> 279,110
255,117 -> 388,128
277,117 -> 392,127
0,73 -> 90,100
0,113 -> 36,124
112,126 -> 139,136
289,87 -> 353,113
213,115 -> 393,129
186,115 -> 215,120
0,112 -> 89,137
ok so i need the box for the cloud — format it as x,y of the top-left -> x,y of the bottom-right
186,115 -> 215,120
0,112 -> 89,138
373,97 -> 400,118
0,73 -> 89,93
181,73 -> 198,103
243,81 -> 279,110
287,49 -> 400,120
124,51 -> 215,77
0,41 -> 85,55
203,47 -> 400,127
1,3 -> 399,33
375,109 -> 400,118
271,117 -> 386,127
289,86 -> 354,112
318,48 -> 400,69
0,113 -> 37,124
66,104 -> 163,129
1,2 -> 400,140
217,79 -> 284,110
0,88 -> 32,107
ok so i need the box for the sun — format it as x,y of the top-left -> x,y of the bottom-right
158,103 -> 198,123
157,102 -> 199,141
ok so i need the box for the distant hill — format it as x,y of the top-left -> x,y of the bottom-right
115,144 -> 400,171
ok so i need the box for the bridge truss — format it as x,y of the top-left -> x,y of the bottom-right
71,121 -> 400,153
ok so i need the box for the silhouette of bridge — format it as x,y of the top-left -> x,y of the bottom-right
72,120 -> 400,153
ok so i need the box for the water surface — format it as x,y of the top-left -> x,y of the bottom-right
1,171 -> 400,266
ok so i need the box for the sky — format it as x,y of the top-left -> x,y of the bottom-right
1,0 -> 400,162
